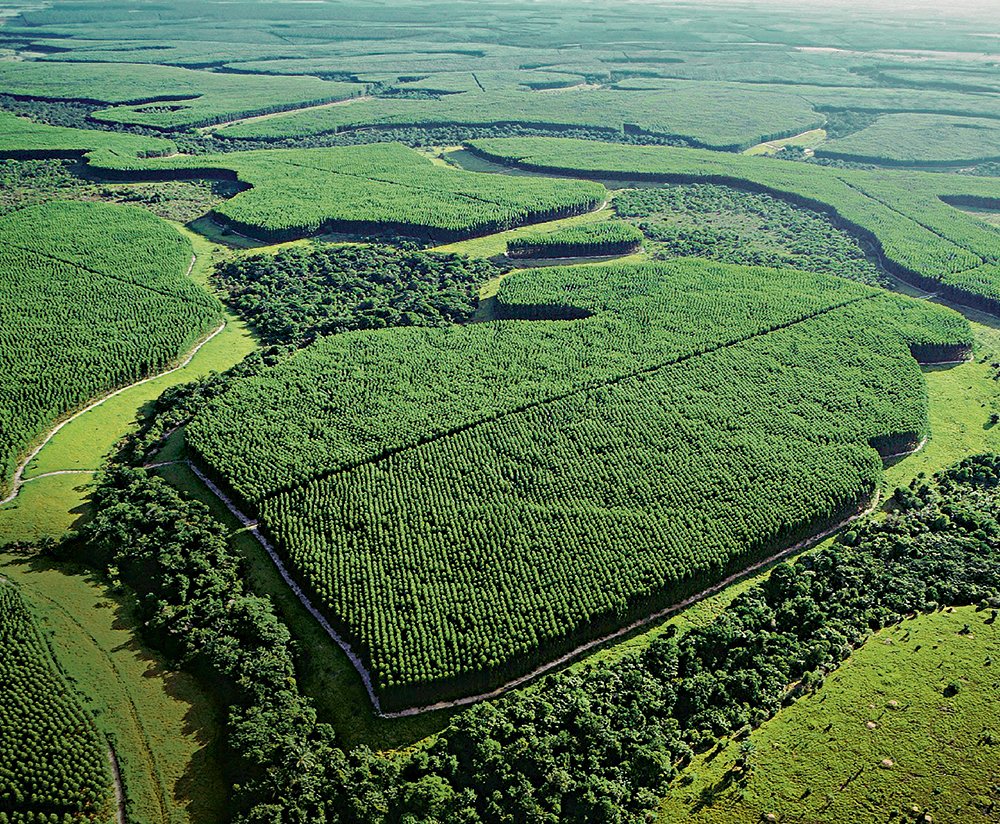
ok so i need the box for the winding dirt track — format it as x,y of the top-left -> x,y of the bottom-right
1,257 -> 224,507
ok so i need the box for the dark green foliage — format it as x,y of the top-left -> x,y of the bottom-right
0,583 -> 111,820
215,244 -> 493,347
83,466 -> 343,820
821,109 -> 879,140
615,184 -> 883,285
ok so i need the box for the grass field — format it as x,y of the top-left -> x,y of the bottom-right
657,606 -> 1000,823
1,550 -> 228,824
744,128 -> 827,156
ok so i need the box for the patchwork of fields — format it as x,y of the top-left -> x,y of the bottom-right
3,0 -> 1000,820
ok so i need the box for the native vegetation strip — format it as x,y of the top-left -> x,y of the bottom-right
0,201 -> 221,497
187,260 -> 969,707
0,580 -> 113,822
467,137 -> 1000,311
614,184 -> 883,285
213,244 -> 497,348
506,221 -> 642,258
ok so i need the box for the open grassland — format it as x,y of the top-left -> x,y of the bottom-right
468,137 -> 1000,311
0,552 -> 227,824
188,259 -> 968,709
0,201 -> 221,500
657,606 -> 1000,823
818,112 -> 1000,166
0,60 -> 362,129
87,142 -> 605,242
0,579 -> 114,824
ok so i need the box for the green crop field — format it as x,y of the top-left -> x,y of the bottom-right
817,112 -> 1000,166
188,259 -> 969,707
86,142 -> 605,241
468,137 -> 1000,310
506,220 -> 642,258
0,201 -> 220,498
0,580 -> 113,823
0,60 -> 362,130
5,1 -> 1000,821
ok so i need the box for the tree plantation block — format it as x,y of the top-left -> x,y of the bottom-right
0,582 -> 112,822
0,201 -> 221,497
87,142 -> 607,242
187,261 -> 970,708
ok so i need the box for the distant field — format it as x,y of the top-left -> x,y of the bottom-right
0,60 -> 362,129
0,201 -> 220,498
0,580 -> 113,823
658,606 -> 1000,823
88,142 -> 605,241
215,81 -> 823,151
469,137 -> 1000,310
818,112 -> 1000,165
0,110 -> 174,158
189,259 -> 968,708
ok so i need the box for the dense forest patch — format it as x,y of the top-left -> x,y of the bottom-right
615,184 -> 883,285
214,244 -> 496,347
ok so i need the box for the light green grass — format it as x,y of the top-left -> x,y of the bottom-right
884,317 -> 1000,495
1,549 -> 228,824
743,127 -> 827,156
657,606 -> 1000,823
0,473 -> 95,547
